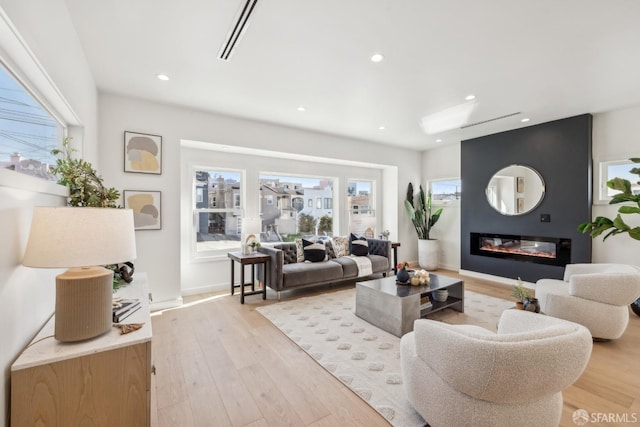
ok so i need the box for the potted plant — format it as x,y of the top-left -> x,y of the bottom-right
578,158 -> 640,316
405,183 -> 443,270
248,241 -> 261,253
511,278 -> 531,309
51,137 -> 120,207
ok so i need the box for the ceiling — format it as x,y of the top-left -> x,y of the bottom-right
64,0 -> 640,150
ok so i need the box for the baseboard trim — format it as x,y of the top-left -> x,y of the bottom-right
150,297 -> 183,312
458,269 -> 535,289
181,283 -> 229,297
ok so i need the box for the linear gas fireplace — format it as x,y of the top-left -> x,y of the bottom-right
470,232 -> 571,267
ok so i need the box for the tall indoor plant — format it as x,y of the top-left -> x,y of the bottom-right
578,158 -> 640,315
405,182 -> 443,270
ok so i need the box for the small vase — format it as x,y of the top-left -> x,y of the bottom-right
397,269 -> 410,283
515,301 -> 525,310
524,298 -> 540,313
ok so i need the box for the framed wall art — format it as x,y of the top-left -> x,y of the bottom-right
124,190 -> 162,230
124,131 -> 162,174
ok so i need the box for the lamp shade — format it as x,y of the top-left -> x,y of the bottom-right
23,207 -> 137,268
241,217 -> 261,236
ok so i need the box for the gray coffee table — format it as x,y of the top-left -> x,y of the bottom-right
355,273 -> 464,337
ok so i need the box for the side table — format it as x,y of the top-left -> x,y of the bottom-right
391,242 -> 401,274
228,251 -> 269,304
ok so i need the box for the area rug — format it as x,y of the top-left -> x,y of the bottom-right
256,288 -> 514,427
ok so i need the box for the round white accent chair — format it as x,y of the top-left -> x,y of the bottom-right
400,310 -> 592,427
536,263 -> 640,340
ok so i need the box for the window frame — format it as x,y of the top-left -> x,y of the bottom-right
429,177 -> 462,205
0,59 -> 66,182
594,159 -> 639,205
191,165 -> 245,259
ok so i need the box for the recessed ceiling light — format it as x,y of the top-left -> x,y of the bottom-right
465,94 -> 476,101
436,139 -> 442,143
378,125 -> 386,130
297,106 -> 306,112
371,53 -> 384,63
157,74 -> 170,81
521,117 -> 530,122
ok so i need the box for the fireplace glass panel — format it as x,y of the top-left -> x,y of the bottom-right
470,232 -> 571,267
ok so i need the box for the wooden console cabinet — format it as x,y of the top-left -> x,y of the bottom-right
10,273 -> 153,427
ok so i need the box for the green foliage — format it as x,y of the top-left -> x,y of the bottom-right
511,278 -> 531,302
51,137 -> 120,208
404,182 -> 442,240
298,213 -> 317,233
578,158 -> 640,241
318,215 -> 333,234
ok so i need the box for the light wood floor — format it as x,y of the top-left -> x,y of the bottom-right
151,270 -> 640,427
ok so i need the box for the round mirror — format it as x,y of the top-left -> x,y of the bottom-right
485,165 -> 545,215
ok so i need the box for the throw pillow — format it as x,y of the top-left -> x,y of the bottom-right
295,239 -> 305,263
331,236 -> 349,257
303,239 -> 327,263
325,239 -> 336,259
350,233 -> 369,256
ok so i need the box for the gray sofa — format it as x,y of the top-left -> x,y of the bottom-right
258,238 -> 392,299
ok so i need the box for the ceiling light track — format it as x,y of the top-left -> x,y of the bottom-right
461,112 -> 521,129
218,0 -> 259,61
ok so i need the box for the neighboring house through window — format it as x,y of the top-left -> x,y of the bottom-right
193,168 -> 242,254
348,179 -> 376,236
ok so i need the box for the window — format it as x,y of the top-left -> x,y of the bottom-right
193,169 -> 242,253
598,159 -> 639,203
430,178 -> 461,203
260,173 -> 333,241
324,198 -> 332,209
0,62 -> 64,181
348,179 -> 376,236
266,195 -> 274,205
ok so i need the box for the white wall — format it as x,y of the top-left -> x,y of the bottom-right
99,93 -> 422,306
421,143 -> 461,270
591,106 -> 640,265
0,2 -> 99,423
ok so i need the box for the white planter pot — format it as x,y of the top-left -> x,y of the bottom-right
418,239 -> 439,270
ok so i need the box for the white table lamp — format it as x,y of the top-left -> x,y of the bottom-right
23,207 -> 137,342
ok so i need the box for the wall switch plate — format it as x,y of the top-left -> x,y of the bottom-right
540,214 -> 551,222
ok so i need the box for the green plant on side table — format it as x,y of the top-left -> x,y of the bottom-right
51,137 -> 128,289
511,278 -> 531,310
578,158 -> 640,316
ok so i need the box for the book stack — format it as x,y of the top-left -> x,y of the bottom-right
420,294 -> 432,310
112,298 -> 141,323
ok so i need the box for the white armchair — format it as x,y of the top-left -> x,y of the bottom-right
536,263 -> 640,340
400,310 -> 592,427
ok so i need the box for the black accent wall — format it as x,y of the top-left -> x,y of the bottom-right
461,114 -> 592,282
